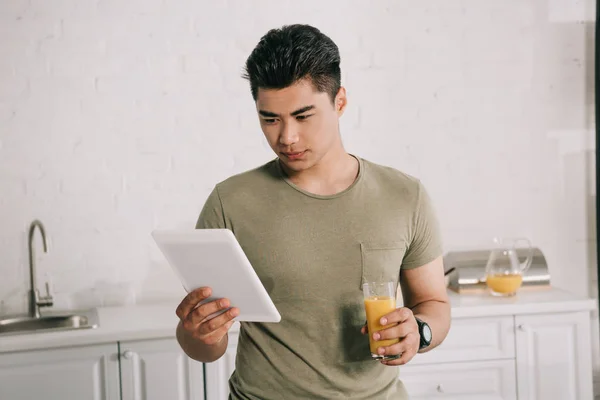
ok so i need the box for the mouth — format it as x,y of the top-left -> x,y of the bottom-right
281,151 -> 306,161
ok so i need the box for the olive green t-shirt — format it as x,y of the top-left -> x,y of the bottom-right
196,155 -> 443,400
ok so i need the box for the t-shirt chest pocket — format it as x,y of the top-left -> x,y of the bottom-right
360,241 -> 406,290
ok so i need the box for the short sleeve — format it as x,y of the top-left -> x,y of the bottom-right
401,181 -> 444,269
195,185 -> 226,229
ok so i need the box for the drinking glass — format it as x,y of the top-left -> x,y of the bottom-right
363,281 -> 400,360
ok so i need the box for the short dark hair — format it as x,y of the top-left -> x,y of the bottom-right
242,24 -> 341,103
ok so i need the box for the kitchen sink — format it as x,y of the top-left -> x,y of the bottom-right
0,308 -> 99,336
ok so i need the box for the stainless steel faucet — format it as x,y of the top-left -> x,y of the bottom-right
28,220 -> 53,318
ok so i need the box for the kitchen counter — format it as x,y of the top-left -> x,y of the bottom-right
447,286 -> 596,318
0,287 -> 596,354
0,302 -> 180,354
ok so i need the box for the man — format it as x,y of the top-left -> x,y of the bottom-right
175,24 -> 450,399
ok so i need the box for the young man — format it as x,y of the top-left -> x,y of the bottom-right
175,24 -> 450,399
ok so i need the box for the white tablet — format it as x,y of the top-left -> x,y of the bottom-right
151,228 -> 281,323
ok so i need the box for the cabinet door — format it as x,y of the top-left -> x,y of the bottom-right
401,359 -> 517,399
409,316 -> 515,365
119,337 -> 204,400
515,311 -> 594,400
205,326 -> 239,400
0,343 -> 120,400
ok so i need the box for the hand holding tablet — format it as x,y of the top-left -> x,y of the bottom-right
175,285 -> 239,347
152,228 -> 281,324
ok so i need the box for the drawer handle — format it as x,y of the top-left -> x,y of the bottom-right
122,350 -> 135,360
437,384 -> 444,393
518,324 -> 527,332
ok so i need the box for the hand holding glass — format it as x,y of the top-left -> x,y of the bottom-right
363,281 -> 400,360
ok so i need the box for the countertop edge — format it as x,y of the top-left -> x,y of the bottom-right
0,327 -> 179,354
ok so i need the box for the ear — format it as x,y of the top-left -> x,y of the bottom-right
335,86 -> 347,116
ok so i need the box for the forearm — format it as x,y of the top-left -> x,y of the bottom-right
176,321 -> 228,362
411,299 -> 451,353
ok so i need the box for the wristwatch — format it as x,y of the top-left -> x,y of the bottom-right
415,317 -> 432,350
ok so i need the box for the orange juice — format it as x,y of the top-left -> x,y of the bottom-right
364,296 -> 399,354
486,273 -> 523,295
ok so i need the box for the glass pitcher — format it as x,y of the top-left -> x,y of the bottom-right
484,237 -> 533,296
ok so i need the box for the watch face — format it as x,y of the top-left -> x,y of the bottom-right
422,323 -> 432,343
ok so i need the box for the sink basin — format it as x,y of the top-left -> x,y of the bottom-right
0,309 -> 99,336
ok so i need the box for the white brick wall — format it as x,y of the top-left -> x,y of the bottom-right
0,0 -> 598,387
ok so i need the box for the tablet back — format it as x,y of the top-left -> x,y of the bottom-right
151,229 -> 281,323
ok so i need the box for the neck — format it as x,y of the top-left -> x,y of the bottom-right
280,146 -> 360,196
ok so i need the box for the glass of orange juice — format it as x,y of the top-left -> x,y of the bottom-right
363,281 -> 400,360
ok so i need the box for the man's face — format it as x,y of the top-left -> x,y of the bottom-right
255,79 -> 346,172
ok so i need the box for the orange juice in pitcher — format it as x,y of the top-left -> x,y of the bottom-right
485,273 -> 523,295
485,237 -> 533,296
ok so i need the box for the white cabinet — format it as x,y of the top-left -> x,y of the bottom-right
515,311 -> 593,400
119,337 -> 205,400
0,343 -> 120,400
400,359 -> 517,400
207,309 -> 595,400
0,337 -> 203,400
410,316 -> 515,365
402,316 -> 518,399
401,310 -> 594,400
205,327 -> 239,400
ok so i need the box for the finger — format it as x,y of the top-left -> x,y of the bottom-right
188,298 -> 232,324
378,332 -> 419,364
380,307 -> 413,325
176,287 -> 212,319
200,320 -> 236,346
360,322 -> 368,335
198,307 -> 240,335
382,350 -> 414,366
373,321 -> 413,341
376,340 -> 404,359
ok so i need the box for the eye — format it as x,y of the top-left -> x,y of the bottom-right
296,114 -> 313,121
263,118 -> 277,125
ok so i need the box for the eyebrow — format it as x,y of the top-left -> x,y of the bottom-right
258,105 -> 315,118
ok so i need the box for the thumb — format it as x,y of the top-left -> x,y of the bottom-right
360,321 -> 368,335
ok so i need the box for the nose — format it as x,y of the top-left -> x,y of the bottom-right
279,121 -> 299,146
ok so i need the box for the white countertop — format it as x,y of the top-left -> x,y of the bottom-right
0,302 -> 180,354
0,287 -> 596,354
447,286 -> 596,318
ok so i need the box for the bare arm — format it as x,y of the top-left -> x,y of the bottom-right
177,322 -> 228,363
176,321 -> 229,363
400,255 -> 450,353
